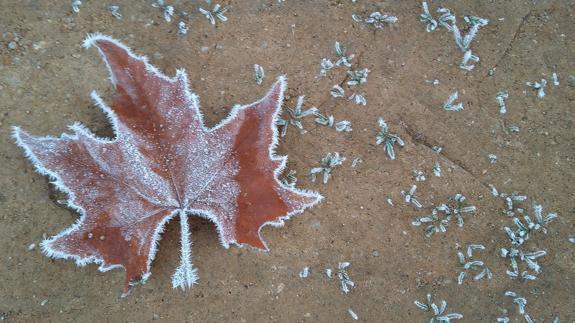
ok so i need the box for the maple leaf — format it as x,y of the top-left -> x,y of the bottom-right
13,34 -> 322,294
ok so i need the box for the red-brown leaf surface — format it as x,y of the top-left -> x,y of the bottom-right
13,34 -> 322,294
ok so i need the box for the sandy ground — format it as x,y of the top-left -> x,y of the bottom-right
1,0 -> 574,322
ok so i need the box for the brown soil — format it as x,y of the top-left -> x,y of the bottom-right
1,1 -> 573,322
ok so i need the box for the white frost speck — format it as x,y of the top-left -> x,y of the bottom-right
299,266 -> 310,278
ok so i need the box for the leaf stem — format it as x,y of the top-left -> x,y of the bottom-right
172,210 -> 198,289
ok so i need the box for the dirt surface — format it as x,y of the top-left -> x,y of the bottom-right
1,0 -> 574,322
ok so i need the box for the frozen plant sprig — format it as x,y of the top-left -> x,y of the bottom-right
337,262 -> 355,294
413,170 -> 426,182
436,7 -> 456,31
488,154 -> 498,164
313,112 -> 335,127
375,118 -> 405,160
524,203 -> 558,234
501,247 -> 546,278
320,58 -> 335,76
420,1 -> 438,32
505,291 -> 527,314
254,64 -> 265,85
313,111 -> 352,132
414,294 -> 463,322
499,192 -> 528,217
330,85 -> 345,98
462,15 -> 489,50
347,68 -> 370,87
526,79 -> 547,98
402,185 -> 423,209
199,4 -> 229,25
349,92 -> 367,105
152,0 -> 175,22
277,96 -> 318,136
349,92 -> 367,106
503,203 -> 558,245
334,41 -> 354,67
488,184 -> 499,197
552,72 -> 559,86
456,244 -> 492,284
109,5 -> 122,19
347,68 -> 370,105
412,204 -> 450,237
460,50 -> 479,71
450,194 -> 476,227
504,252 -> 538,282
496,91 -> 509,114
335,120 -> 352,132
71,0 -> 82,13
442,91 -> 464,111
310,152 -> 345,184
280,169 -> 297,188
353,11 -> 398,29
178,21 -> 188,35
433,161 -> 442,177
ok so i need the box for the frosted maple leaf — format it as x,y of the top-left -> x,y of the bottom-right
12,34 -> 323,295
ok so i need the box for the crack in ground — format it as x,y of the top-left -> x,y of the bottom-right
483,8 -> 533,80
398,118 -> 492,192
